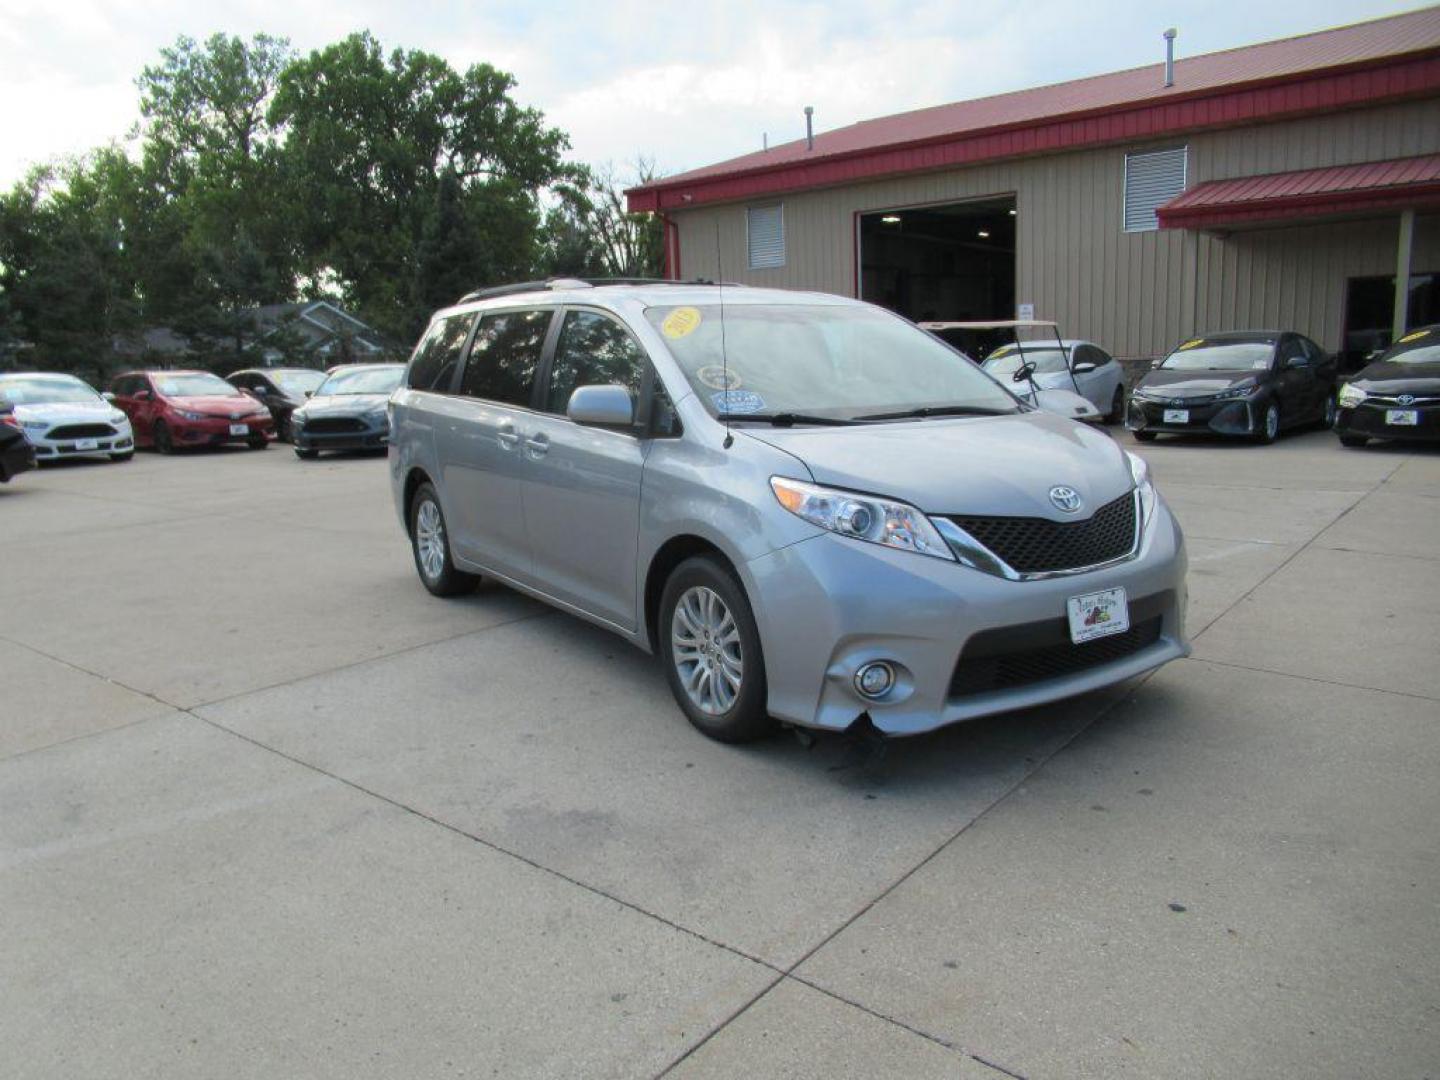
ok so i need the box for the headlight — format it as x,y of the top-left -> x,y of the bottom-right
1214,383 -> 1255,400
770,476 -> 954,561
110,412 -> 129,425
177,409 -> 206,421
1337,383 -> 1366,409
1127,451 -> 1156,531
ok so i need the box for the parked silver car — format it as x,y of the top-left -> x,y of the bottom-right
390,282 -> 1189,742
981,337 -> 1126,422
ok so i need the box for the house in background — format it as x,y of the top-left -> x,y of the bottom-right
113,301 -> 394,371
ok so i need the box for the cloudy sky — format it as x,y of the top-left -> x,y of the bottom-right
0,0 -> 1422,189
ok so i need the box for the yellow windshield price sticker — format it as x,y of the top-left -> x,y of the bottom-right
1177,339 -> 1203,350
1399,329 -> 1430,343
661,307 -> 702,339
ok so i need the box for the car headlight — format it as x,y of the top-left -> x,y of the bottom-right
770,476 -> 954,561
1126,451 -> 1156,529
1214,383 -> 1255,400
177,409 -> 206,421
110,412 -> 129,425
1337,383 -> 1367,409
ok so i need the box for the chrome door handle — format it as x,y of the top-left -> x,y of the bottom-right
524,433 -> 549,458
496,422 -> 520,450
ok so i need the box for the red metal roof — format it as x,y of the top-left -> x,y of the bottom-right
1157,153 -> 1440,229
628,8 -> 1440,213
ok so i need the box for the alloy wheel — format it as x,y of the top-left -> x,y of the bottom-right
415,499 -> 447,582
670,585 -> 744,716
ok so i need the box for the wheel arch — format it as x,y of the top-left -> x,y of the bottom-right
643,534 -> 743,653
402,466 -> 434,534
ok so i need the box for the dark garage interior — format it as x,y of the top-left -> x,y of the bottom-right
859,197 -> 1016,322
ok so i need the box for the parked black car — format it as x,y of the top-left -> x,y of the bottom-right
1334,323 -> 1440,448
226,368 -> 327,442
1127,330 -> 1337,444
1,404 -> 38,483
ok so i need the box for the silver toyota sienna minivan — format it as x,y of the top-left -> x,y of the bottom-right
390,280 -> 1189,743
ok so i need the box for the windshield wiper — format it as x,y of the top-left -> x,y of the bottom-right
717,412 -> 857,427
853,404 -> 1011,422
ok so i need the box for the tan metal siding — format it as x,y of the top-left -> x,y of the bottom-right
671,98 -> 1440,358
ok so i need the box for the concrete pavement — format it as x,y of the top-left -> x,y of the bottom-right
2,432 -> 1437,1078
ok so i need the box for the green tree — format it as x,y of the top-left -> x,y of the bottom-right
272,32 -> 576,341
537,161 -> 665,280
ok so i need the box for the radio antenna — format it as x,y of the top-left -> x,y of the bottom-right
715,219 -> 733,449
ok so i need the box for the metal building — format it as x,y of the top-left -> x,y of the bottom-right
627,8 -> 1440,366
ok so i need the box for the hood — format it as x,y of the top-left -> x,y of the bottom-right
170,395 -> 264,416
297,393 -> 391,416
1351,359 -> 1440,394
1134,368 -> 1259,396
13,399 -> 127,424
743,410 -> 1133,519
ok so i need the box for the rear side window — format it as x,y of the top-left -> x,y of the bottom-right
459,309 -> 552,407
545,310 -> 647,415
407,313 -> 475,392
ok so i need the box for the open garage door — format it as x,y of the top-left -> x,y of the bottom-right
859,197 -> 1016,323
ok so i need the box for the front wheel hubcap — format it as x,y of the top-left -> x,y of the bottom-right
671,585 -> 743,715
415,500 -> 446,581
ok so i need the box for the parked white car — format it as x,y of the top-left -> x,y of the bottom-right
981,338 -> 1126,423
0,373 -> 135,462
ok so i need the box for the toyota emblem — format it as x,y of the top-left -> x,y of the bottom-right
1049,485 -> 1083,513
1171,398 -> 1185,407
1397,394 -> 1415,406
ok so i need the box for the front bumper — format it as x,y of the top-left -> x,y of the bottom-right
745,498 -> 1189,736
1,437 -> 36,480
293,416 -> 390,452
1126,396 -> 1256,437
29,426 -> 135,459
169,416 -> 274,446
1334,402 -> 1440,443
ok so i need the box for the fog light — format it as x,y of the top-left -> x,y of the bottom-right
854,661 -> 896,699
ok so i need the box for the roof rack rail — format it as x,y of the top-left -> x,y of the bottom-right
455,276 -> 738,305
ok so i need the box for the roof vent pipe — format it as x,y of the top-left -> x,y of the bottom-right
804,106 -> 814,151
1163,28 -> 1177,87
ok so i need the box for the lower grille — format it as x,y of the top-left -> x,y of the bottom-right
950,615 -> 1164,698
47,423 -> 116,439
303,417 -> 366,434
943,492 -> 1137,574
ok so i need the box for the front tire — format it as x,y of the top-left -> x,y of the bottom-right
409,482 -> 478,597
1320,396 -> 1337,429
152,421 -> 174,454
294,446 -> 318,460
1254,402 -> 1280,445
248,436 -> 268,450
110,451 -> 134,463
1339,434 -> 1368,448
1133,430 -> 1157,442
659,556 -> 773,743
1107,385 -> 1125,424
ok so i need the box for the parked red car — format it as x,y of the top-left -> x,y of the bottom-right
110,370 -> 275,453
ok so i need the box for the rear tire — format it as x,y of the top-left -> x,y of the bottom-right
1339,434 -> 1368,448
152,421 -> 173,455
1107,385 -> 1125,424
659,556 -> 773,743
409,482 -> 478,597
1133,430 -> 1156,442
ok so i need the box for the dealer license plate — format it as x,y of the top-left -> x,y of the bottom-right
1067,587 -> 1130,644
75,438 -> 99,451
1163,409 -> 1189,424
1386,409 -> 1419,426
229,423 -> 249,436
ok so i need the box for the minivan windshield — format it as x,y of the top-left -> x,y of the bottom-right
0,376 -> 102,405
645,303 -> 1020,422
1159,340 -> 1274,371
315,366 -> 404,396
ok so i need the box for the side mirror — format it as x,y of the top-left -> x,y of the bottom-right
1283,356 -> 1306,370
567,384 -> 634,428
135,389 -> 152,401
1011,362 -> 1037,383
1072,361 -> 1098,374
102,391 -> 117,402
304,390 -> 314,398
